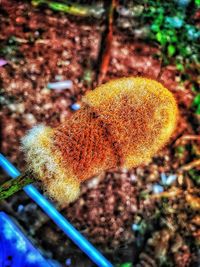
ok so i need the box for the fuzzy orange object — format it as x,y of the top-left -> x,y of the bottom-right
22,77 -> 178,205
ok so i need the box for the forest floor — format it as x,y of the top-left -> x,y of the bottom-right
0,1 -> 200,266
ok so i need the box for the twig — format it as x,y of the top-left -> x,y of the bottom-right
180,159 -> 200,171
0,172 -> 35,201
151,185 -> 200,200
175,135 -> 200,146
157,53 -> 165,81
151,187 -> 183,199
32,0 -> 105,18
96,0 -> 117,85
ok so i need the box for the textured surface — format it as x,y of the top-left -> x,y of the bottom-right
22,77 -> 178,205
54,77 -> 178,182
21,125 -> 80,204
83,77 -> 178,169
53,105 -> 119,182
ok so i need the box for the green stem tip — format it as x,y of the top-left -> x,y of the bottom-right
0,172 -> 35,201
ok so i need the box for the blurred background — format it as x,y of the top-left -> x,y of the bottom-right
0,0 -> 200,266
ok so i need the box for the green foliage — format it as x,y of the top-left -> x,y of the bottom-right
175,145 -> 185,158
167,44 -> 176,57
176,63 -> 184,71
192,94 -> 200,114
142,1 -> 200,68
195,0 -> 200,7
118,263 -> 132,267
188,169 -> 200,185
0,36 -> 18,57
0,36 -> 24,62
191,84 -> 199,93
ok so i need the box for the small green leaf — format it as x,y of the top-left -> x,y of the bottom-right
139,190 -> 149,199
192,94 -> 200,114
191,85 -> 197,92
157,7 -> 164,14
119,263 -> 132,267
166,29 -> 175,36
195,104 -> 200,115
156,14 -> 164,24
188,169 -> 200,185
175,146 -> 185,158
170,35 -> 178,43
151,24 -> 160,32
168,45 -> 176,56
156,32 -> 167,45
193,94 -> 200,106
176,63 -> 184,71
195,0 -> 200,7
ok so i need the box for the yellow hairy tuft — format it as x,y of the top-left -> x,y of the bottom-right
21,125 -> 80,204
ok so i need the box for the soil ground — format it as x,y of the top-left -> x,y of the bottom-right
0,1 -> 199,266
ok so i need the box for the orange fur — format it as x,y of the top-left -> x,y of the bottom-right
54,77 -> 178,182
